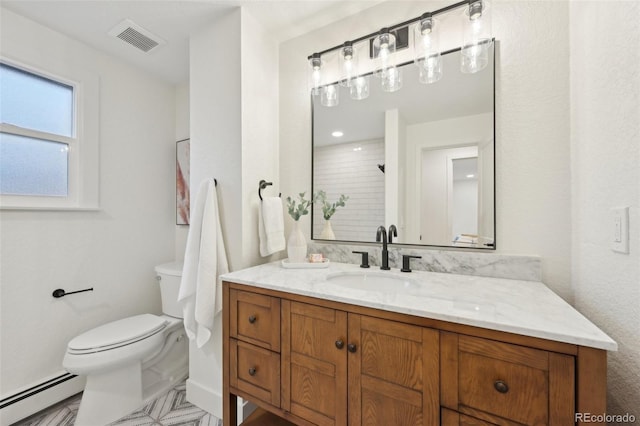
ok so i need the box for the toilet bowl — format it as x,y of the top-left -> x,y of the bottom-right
63,262 -> 188,426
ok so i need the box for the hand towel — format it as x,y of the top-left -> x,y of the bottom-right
178,178 -> 229,348
258,196 -> 285,257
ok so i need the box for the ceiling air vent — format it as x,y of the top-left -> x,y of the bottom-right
108,19 -> 165,53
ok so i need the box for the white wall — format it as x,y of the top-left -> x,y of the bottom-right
0,8 -> 176,422
188,6 -> 279,417
313,139 -> 384,242
570,1 -> 640,416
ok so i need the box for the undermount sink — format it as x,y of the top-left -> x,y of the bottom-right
325,271 -> 419,292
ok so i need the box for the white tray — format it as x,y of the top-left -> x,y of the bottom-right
281,259 -> 330,269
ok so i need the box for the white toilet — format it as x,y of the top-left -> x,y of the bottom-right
63,262 -> 188,426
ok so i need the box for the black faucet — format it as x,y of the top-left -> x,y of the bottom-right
375,226 -> 391,270
388,225 -> 398,243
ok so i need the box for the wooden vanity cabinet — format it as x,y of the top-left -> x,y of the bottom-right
223,282 -> 607,426
280,300 -> 439,426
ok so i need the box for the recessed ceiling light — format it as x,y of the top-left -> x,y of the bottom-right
353,147 -> 362,151
331,131 -> 344,137
466,174 -> 475,178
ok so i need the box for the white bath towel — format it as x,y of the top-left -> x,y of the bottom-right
258,196 -> 285,257
178,178 -> 229,348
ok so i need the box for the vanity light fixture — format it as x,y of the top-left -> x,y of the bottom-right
339,41 -> 358,87
309,53 -> 323,96
308,0 -> 493,105
373,28 -> 402,92
461,0 -> 492,74
414,12 -> 443,84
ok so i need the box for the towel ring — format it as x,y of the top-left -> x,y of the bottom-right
259,180 -> 281,201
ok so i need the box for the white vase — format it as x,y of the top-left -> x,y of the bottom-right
287,221 -> 307,263
320,219 -> 335,240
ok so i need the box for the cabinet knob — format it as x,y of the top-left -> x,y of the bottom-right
335,340 -> 344,349
249,367 -> 257,376
494,380 -> 509,393
248,315 -> 257,324
347,343 -> 357,353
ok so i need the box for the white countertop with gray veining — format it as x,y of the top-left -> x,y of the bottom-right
221,261 -> 617,351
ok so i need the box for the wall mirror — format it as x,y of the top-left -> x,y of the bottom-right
312,44 -> 495,249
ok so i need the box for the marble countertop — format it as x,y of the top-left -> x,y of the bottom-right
221,261 -> 617,351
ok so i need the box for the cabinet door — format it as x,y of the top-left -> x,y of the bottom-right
348,314 -> 440,426
441,332 -> 575,425
282,301 -> 347,426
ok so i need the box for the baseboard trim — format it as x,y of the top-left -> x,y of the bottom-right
185,378 -> 252,421
0,372 -> 85,425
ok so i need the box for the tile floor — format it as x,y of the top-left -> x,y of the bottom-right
13,381 -> 222,426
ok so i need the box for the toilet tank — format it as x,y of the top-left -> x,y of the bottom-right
155,261 -> 184,318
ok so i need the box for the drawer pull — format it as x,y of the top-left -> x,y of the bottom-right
249,367 -> 257,376
347,343 -> 357,353
248,315 -> 257,324
494,380 -> 509,394
335,340 -> 344,349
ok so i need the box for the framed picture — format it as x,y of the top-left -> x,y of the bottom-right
176,139 -> 190,225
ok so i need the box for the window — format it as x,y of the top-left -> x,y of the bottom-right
0,59 -> 99,209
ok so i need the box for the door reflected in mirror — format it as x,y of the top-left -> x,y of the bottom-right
312,43 -> 495,249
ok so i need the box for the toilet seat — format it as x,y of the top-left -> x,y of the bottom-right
68,314 -> 168,355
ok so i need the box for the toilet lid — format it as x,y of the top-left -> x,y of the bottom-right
68,314 -> 168,353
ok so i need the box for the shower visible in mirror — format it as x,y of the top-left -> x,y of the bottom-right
312,44 -> 495,249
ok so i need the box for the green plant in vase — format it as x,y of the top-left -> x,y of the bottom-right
314,190 -> 349,240
285,192 -> 311,263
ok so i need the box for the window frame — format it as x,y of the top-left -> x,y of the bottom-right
0,56 -> 99,210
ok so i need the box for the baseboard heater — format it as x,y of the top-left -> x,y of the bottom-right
0,373 -> 77,409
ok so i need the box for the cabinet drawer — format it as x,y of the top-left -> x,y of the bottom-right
230,289 -> 280,351
230,339 -> 280,407
457,335 -> 549,425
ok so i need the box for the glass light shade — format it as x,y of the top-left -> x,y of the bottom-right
373,28 -> 397,77
349,75 -> 370,100
413,14 -> 442,84
321,84 -> 340,107
381,67 -> 402,92
309,53 -> 323,95
461,0 -> 492,74
339,42 -> 358,87
418,54 -> 443,84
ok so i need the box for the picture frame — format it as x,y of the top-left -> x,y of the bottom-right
176,139 -> 190,225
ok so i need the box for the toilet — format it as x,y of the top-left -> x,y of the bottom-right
63,262 -> 188,426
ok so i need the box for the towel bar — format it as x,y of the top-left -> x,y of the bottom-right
258,180 -> 281,201
52,287 -> 94,298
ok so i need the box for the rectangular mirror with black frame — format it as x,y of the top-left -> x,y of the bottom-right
312,44 -> 495,249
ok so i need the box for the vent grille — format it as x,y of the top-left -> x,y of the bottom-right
108,19 -> 165,53
117,27 -> 158,52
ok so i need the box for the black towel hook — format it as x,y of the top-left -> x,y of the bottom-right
258,180 -> 281,201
